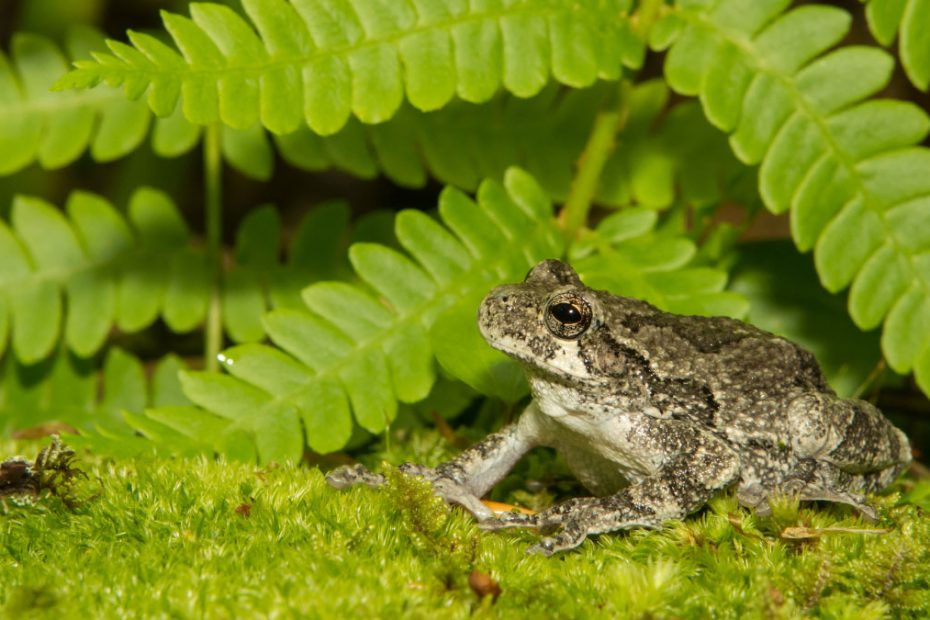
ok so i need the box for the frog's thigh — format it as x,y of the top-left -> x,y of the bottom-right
786,393 -> 911,474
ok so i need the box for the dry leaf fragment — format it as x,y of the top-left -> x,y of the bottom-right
780,526 -> 891,541
468,570 -> 501,602
480,500 -> 536,515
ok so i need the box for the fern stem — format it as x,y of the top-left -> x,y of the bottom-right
204,124 -> 223,373
560,82 -> 631,243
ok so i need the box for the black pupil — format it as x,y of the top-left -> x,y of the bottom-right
551,303 -> 581,324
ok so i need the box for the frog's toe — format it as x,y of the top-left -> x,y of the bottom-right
398,462 -> 433,478
325,464 -> 385,489
478,511 -> 540,531
430,478 -> 495,520
526,527 -> 587,555
526,538 -> 556,556
855,502 -> 879,522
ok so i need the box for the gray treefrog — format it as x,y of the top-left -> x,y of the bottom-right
328,260 -> 911,555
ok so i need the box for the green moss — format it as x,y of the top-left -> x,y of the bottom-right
1,438 -> 929,618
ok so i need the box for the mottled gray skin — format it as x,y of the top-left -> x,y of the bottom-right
328,260 -> 911,555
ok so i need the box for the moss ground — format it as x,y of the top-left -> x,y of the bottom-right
1,436 -> 929,619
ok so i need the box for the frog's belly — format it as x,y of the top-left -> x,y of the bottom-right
539,409 -> 662,492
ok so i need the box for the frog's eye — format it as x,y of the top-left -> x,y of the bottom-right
545,294 -> 592,339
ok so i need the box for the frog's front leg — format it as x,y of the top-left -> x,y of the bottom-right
483,424 -> 741,555
326,403 -> 544,520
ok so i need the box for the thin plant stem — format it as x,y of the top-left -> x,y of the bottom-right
559,82 -> 631,243
204,124 -> 223,372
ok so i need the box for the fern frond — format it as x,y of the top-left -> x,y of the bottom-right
864,0 -> 930,90
56,0 -> 644,136
223,200 -> 353,342
163,168 -> 562,462
0,190 -> 353,363
0,30 -> 149,175
275,81 -> 757,210
664,0 -> 930,393
570,207 -> 749,318
0,189 -> 208,363
0,344 -> 247,459
0,347 -> 186,434
0,28 -> 287,180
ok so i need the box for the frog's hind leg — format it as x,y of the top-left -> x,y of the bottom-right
738,394 -> 908,521
738,460 -> 899,521
787,393 -> 911,478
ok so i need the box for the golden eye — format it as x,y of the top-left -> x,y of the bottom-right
545,294 -> 591,339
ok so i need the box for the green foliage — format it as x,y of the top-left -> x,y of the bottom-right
0,189 -> 356,364
221,79 -> 756,210
663,0 -> 930,394
56,0 -> 644,136
729,241 -> 883,397
0,188 -> 207,363
1,438 -> 929,617
0,27 -> 310,181
0,28 -> 149,174
0,347 -> 186,439
570,206 -> 750,319
141,77 -> 754,211
864,0 -> 930,90
5,18 -> 740,193
3,0 -> 930,463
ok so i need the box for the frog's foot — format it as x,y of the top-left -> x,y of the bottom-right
479,507 -> 588,555
481,498 -> 666,556
397,463 -> 495,520
794,487 -> 878,521
479,511 -> 542,531
739,480 -> 879,521
528,522 -> 591,556
325,464 -> 385,489
478,497 -> 594,534
326,463 -> 493,519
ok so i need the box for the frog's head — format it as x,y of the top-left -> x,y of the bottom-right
478,259 -> 605,384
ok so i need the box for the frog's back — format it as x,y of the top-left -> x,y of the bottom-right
601,294 -> 833,399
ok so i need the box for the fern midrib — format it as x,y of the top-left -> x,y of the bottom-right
0,242 -> 186,294
0,87 -> 126,119
86,4 -> 614,84
249,219 -> 559,424
686,10 -> 930,309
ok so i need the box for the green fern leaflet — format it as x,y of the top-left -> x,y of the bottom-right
864,0 -> 930,91
169,168 -> 558,461
0,189 -> 208,363
0,28 -> 308,180
0,30 -> 150,174
56,0 -> 644,136
0,190 -> 355,364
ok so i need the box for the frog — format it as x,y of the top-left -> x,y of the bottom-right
327,259 -> 912,555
